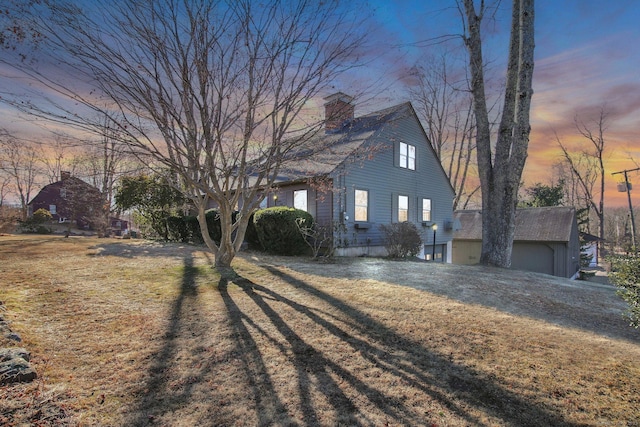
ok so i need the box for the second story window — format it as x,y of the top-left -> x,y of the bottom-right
399,142 -> 415,170
294,189 -> 308,212
398,195 -> 408,222
422,198 -> 432,222
355,189 -> 368,222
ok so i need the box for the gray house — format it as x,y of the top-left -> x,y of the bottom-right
265,93 -> 456,260
452,207 -> 581,278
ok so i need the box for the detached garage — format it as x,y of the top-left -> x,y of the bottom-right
452,207 -> 581,278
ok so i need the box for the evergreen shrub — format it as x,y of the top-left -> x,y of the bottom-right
609,253 -> 640,328
253,207 -> 313,255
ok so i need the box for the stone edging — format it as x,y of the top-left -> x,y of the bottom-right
0,301 -> 38,385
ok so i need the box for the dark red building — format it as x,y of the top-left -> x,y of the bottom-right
28,172 -> 105,230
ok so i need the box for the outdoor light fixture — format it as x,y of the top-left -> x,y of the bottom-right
273,194 -> 278,206
432,223 -> 438,261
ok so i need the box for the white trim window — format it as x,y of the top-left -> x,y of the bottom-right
422,198 -> 432,222
49,204 -> 57,215
294,189 -> 308,212
355,189 -> 368,222
398,195 -> 409,222
399,142 -> 416,170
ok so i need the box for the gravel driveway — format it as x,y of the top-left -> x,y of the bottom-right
277,256 -> 639,343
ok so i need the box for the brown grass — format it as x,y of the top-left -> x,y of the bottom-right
1,235 -> 639,426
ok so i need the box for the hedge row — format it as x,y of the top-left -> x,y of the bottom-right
166,207 -> 313,256
166,209 -> 238,244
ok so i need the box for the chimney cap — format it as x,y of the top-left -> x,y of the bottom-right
323,92 -> 354,105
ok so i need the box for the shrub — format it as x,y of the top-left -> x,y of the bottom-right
296,220 -> 341,259
130,211 -> 156,239
167,215 -> 191,242
183,215 -> 202,243
608,253 -> 640,328
166,210 -> 240,244
253,207 -> 313,255
244,212 -> 261,249
380,222 -> 422,259
19,208 -> 53,234
33,208 -> 53,222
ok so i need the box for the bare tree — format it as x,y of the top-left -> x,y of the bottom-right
0,131 -> 41,220
38,135 -> 73,184
0,171 -> 19,233
72,117 -> 144,234
605,206 -> 634,253
408,53 -> 480,210
556,107 -> 608,253
552,161 -> 580,208
1,0 -> 366,271
461,0 -> 535,267
0,172 -> 10,207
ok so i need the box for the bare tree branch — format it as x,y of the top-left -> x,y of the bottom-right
0,0 -> 368,270
556,107 -> 609,251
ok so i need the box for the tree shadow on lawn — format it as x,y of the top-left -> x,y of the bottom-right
127,255 -> 246,426
125,252 -> 578,426
214,266 -> 579,426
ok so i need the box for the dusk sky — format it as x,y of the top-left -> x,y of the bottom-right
1,0 -> 639,207
354,0 -> 640,208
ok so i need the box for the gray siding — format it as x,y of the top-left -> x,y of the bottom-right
454,239 -> 579,278
567,218 -> 581,276
331,111 -> 455,255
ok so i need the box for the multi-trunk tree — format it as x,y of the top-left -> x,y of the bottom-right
462,0 -> 535,267
1,0 -> 367,272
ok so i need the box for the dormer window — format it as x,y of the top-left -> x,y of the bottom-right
60,188 -> 67,198
399,142 -> 415,170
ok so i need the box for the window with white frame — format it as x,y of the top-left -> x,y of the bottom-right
355,189 -> 368,222
422,198 -> 432,222
49,204 -> 56,215
398,195 -> 408,222
294,189 -> 308,212
399,142 -> 416,170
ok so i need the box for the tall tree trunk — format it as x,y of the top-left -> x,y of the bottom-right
463,0 -> 535,267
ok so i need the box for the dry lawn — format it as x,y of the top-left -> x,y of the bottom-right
0,235 -> 639,426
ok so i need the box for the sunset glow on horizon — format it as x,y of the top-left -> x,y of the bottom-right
1,0 -> 639,208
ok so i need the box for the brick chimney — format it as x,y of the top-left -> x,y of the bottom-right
60,171 -> 71,180
324,92 -> 354,132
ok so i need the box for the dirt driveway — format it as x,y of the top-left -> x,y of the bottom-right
273,255 -> 639,343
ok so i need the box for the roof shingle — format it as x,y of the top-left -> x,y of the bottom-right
454,207 -> 576,242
